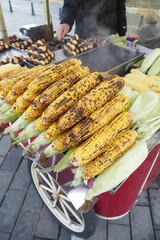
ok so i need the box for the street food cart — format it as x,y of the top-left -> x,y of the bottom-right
0,1 -> 160,238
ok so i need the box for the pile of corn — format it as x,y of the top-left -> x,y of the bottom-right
124,69 -> 160,99
0,58 -> 138,180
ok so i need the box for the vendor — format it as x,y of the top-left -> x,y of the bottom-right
137,10 -> 160,49
56,0 -> 127,40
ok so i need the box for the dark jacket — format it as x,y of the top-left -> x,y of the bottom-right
60,0 -> 127,39
137,22 -> 160,49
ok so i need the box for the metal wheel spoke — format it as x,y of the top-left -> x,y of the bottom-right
61,198 -> 83,225
59,199 -> 72,224
48,174 -> 57,192
57,185 -> 61,193
40,184 -> 53,193
38,171 -> 54,189
59,194 -> 71,202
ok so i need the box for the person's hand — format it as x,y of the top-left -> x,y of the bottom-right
56,24 -> 70,41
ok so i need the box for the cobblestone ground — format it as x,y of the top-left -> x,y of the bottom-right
0,134 -> 160,240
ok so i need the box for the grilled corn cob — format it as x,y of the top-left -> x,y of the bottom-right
0,67 -> 26,81
0,66 -> 42,100
12,95 -> 32,113
12,59 -> 81,113
83,129 -> 137,180
124,77 -> 149,92
52,94 -> 129,151
58,75 -> 125,131
70,112 -> 133,166
23,66 -> 91,121
5,64 -> 55,104
125,73 -> 156,88
0,67 -> 26,90
44,120 -> 65,139
36,72 -> 105,129
23,58 -> 81,102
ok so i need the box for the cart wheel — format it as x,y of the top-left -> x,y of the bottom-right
29,161 -> 96,238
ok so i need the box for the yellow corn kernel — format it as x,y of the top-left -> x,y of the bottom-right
124,77 -> 149,92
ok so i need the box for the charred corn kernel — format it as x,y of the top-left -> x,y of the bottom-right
40,72 -> 105,126
83,129 -> 137,180
125,73 -> 155,88
0,67 -> 26,81
12,95 -> 32,113
0,66 -> 43,100
23,66 -> 91,122
52,94 -> 129,151
44,121 -> 64,139
58,75 -> 125,131
33,117 -> 51,131
124,77 -> 149,92
150,87 -> 160,93
70,112 -> 133,166
23,58 -> 81,102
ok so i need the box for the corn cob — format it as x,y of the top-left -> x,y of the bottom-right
37,72 -> 105,129
83,129 -> 137,180
52,94 -> 129,151
12,59 -> 81,113
0,66 -> 42,100
4,65 -> 55,104
0,67 -> 26,81
23,58 -> 81,102
58,75 -> 125,131
150,75 -> 160,82
125,73 -> 156,88
150,87 -> 160,93
12,95 -> 32,113
0,67 -> 26,89
70,112 -> 133,166
23,66 -> 91,121
44,120 -> 65,139
0,63 -> 20,74
124,77 -> 149,92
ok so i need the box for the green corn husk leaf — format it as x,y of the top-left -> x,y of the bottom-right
14,120 -> 43,144
129,90 -> 159,124
39,142 -> 69,165
140,48 -> 160,73
71,163 -> 88,187
85,141 -> 148,201
54,146 -> 78,173
3,115 -> 30,134
1,110 -> 23,123
22,130 -> 53,156
0,103 -> 12,114
0,99 -> 4,107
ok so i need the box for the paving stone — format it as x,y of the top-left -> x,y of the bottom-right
149,174 -> 160,189
0,232 -> 10,240
155,230 -> 160,240
109,213 -> 129,226
71,235 -> 84,240
1,147 -> 23,172
10,159 -> 31,191
85,216 -> 106,240
10,210 -> 40,240
23,182 -> 43,213
0,135 -> 11,157
0,156 -> 4,166
0,189 -> 26,232
59,227 -> 71,240
148,188 -> 160,229
108,223 -> 130,240
36,205 -> 59,239
130,205 -> 154,240
0,170 -> 13,204
136,190 -> 149,206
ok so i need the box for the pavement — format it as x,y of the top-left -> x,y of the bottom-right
0,133 -> 160,240
0,1 -> 160,240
